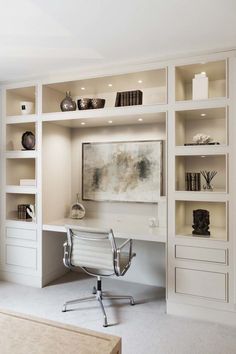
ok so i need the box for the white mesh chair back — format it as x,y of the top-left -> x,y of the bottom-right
66,225 -> 117,275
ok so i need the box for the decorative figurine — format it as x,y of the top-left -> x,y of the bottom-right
21,131 -> 35,150
70,193 -> 86,219
60,91 -> 76,112
192,209 -> 210,236
200,170 -> 217,191
193,133 -> 211,145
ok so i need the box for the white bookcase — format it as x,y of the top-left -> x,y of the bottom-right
1,51 -> 236,325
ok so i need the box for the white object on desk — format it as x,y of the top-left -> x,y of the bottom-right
192,72 -> 208,100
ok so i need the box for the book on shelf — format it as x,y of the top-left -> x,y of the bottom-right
185,172 -> 201,191
114,90 -> 143,107
17,204 -> 32,220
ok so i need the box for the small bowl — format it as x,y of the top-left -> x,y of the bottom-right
77,98 -> 92,110
91,98 -> 105,109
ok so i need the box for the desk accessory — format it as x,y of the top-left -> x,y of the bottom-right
70,193 -> 86,219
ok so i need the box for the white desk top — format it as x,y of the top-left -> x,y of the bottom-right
43,217 -> 167,243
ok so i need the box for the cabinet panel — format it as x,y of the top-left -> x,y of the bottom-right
175,267 -> 227,301
175,245 -> 227,264
6,227 -> 37,241
6,245 -> 37,269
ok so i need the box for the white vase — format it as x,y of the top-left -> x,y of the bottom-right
20,101 -> 34,115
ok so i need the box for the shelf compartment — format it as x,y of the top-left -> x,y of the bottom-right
175,107 -> 227,146
175,200 -> 227,241
6,158 -> 35,186
175,155 -> 227,192
6,193 -> 36,222
6,122 -> 36,151
42,68 -> 167,113
6,86 -> 36,116
175,60 -> 227,101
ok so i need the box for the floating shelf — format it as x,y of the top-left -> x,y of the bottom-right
175,145 -> 229,156
5,219 -> 37,230
6,114 -> 37,125
174,191 -> 228,202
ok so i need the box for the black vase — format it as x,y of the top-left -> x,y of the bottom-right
21,131 -> 35,150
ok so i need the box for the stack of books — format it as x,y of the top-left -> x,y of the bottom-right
17,204 -> 32,220
185,172 -> 201,191
115,90 -> 143,107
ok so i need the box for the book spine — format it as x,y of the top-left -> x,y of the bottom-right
138,90 -> 143,105
120,92 -> 124,106
115,92 -> 121,107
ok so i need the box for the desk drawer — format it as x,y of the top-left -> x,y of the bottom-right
6,227 -> 37,241
175,267 -> 227,301
175,245 -> 227,264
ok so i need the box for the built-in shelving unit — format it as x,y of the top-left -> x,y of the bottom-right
1,50 -> 236,325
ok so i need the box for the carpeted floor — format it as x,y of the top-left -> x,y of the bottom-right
0,272 -> 235,354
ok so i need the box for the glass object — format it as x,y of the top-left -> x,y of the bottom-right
200,170 -> 217,191
70,193 -> 85,219
60,91 -> 76,112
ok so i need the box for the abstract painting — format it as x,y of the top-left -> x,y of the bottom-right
82,140 -> 163,203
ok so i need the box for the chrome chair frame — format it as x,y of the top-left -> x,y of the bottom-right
62,225 -> 136,327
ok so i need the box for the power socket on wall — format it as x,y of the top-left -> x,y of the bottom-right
149,217 -> 159,228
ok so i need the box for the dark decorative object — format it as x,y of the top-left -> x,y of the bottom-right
21,131 -> 35,150
185,172 -> 201,191
70,193 -> 85,219
60,91 -> 76,112
192,209 -> 210,236
184,142 -> 220,146
200,170 -> 217,191
91,98 -> 105,109
115,90 -> 143,107
18,204 -> 32,220
77,98 -> 92,110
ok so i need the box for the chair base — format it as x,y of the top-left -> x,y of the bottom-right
62,277 -> 135,327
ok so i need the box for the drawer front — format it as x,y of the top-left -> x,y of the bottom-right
175,245 -> 227,264
175,267 -> 227,301
6,227 -> 37,241
6,244 -> 37,270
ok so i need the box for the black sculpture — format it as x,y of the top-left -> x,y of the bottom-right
192,209 -> 210,236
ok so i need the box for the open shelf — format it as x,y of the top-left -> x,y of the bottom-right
175,155 -> 227,192
175,107 -> 227,146
175,200 -> 227,241
6,86 -> 36,116
6,193 -> 36,222
42,68 -> 167,113
6,158 -> 35,186
6,122 -> 35,152
175,60 -> 227,101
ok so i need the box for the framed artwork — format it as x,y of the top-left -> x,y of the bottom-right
82,140 -> 163,203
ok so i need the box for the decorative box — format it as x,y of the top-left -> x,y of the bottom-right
192,72 -> 208,100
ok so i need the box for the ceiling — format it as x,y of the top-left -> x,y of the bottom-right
0,0 -> 236,83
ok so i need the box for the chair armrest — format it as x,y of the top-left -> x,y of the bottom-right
116,239 -> 135,276
63,241 -> 71,268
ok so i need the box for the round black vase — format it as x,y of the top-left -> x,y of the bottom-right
21,131 -> 35,150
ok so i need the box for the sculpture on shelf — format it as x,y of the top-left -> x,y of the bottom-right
200,170 -> 217,191
21,131 -> 35,150
192,133 -> 211,145
192,209 -> 210,236
26,205 -> 36,222
60,91 -> 76,112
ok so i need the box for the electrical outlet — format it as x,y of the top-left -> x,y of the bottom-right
149,217 -> 159,228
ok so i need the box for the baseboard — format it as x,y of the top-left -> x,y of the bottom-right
167,301 -> 236,327
42,267 -> 69,287
0,270 -> 42,288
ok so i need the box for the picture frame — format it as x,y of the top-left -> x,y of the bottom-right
82,140 -> 163,203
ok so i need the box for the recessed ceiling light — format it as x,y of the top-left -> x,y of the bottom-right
138,118 -> 143,121
201,155 -> 206,158
201,113 -> 206,117
81,122 -> 85,125
138,80 -> 143,83
108,120 -> 113,124
81,87 -> 85,90
108,84 -> 112,87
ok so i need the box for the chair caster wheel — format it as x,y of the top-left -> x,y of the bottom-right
103,323 -> 108,327
131,302 -> 135,306
62,306 -> 67,312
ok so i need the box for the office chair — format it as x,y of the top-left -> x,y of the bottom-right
62,225 -> 136,327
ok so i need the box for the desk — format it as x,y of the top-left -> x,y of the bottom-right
43,217 -> 167,243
